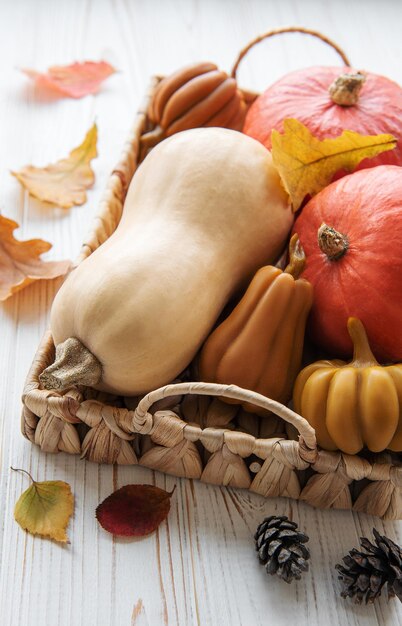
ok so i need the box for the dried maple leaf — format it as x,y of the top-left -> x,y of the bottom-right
12,123 -> 98,208
271,118 -> 396,211
0,214 -> 70,301
96,484 -> 176,537
12,468 -> 74,543
21,61 -> 116,98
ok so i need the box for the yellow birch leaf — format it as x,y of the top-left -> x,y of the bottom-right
271,118 -> 397,211
12,123 -> 97,208
13,469 -> 74,543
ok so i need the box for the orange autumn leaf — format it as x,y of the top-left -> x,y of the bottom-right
21,61 -> 116,98
12,123 -> 98,208
0,214 -> 70,301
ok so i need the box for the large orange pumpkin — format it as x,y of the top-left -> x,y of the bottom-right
293,165 -> 402,362
243,66 -> 402,170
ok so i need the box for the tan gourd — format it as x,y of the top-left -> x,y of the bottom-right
198,234 -> 313,415
40,128 -> 293,396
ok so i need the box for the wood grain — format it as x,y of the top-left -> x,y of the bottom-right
0,1 -> 401,625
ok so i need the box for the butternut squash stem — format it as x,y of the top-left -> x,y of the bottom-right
329,72 -> 366,106
317,223 -> 349,260
347,318 -> 378,367
284,233 -> 305,279
39,337 -> 102,391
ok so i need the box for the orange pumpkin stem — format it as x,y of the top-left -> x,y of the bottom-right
318,223 -> 349,260
328,72 -> 366,106
347,317 -> 378,366
284,233 -> 306,279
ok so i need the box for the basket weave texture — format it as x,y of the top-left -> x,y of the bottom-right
21,77 -> 402,520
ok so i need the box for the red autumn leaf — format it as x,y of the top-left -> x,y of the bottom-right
21,61 -> 116,99
95,484 -> 176,537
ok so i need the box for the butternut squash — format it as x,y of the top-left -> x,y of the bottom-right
40,128 -> 293,396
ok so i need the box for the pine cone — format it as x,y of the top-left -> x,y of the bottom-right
254,515 -> 310,583
336,528 -> 402,604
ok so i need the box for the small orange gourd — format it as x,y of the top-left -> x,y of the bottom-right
142,62 -> 247,147
293,317 -> 402,454
199,235 -> 313,415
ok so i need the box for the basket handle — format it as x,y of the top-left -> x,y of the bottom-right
133,381 -> 317,450
231,26 -> 351,80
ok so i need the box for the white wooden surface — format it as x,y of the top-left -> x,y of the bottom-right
0,1 -> 401,625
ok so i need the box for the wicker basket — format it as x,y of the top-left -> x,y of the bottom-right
21,28 -> 402,520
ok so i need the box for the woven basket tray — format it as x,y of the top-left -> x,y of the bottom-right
21,29 -> 402,520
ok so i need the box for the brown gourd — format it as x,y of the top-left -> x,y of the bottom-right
198,234 -> 313,415
293,317 -> 402,454
40,128 -> 293,397
142,62 -> 247,148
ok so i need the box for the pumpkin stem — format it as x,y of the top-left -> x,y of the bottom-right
329,72 -> 366,106
284,233 -> 306,279
347,317 -> 379,366
318,223 -> 349,260
39,337 -> 102,391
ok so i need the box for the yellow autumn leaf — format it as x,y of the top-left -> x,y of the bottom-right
271,118 -> 397,211
12,123 -> 97,208
13,469 -> 74,543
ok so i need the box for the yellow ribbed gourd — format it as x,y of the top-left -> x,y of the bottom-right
293,317 -> 402,454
